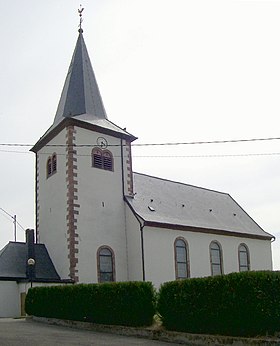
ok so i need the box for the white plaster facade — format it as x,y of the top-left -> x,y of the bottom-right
125,205 -> 273,288
37,129 -> 69,279
35,123 -> 134,283
142,227 -> 272,288
0,281 -> 20,317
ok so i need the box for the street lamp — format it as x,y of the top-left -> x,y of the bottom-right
27,258 -> 35,288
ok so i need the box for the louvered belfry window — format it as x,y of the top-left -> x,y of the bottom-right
93,148 -> 103,168
47,153 -> 57,178
92,148 -> 113,171
47,158 -> 52,177
52,154 -> 57,173
103,151 -> 113,170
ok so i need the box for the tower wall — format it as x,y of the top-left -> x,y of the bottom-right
36,125 -> 133,283
37,129 -> 69,280
74,127 -> 129,282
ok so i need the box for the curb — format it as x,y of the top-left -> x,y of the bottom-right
30,316 -> 280,346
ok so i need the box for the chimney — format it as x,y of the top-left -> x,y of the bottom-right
26,229 -> 36,280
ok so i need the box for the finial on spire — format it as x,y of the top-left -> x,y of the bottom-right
78,4 -> 84,33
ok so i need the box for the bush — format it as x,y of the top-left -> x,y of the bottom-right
157,271 -> 280,336
25,281 -> 156,327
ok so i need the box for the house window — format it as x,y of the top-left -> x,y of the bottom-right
46,153 -> 57,178
92,148 -> 113,171
174,238 -> 189,279
210,241 -> 223,276
97,246 -> 115,283
239,244 -> 250,272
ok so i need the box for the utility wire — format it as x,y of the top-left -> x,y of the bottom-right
0,136 -> 280,148
1,149 -> 279,158
0,208 -> 25,231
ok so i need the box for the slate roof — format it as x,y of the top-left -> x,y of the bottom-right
126,173 -> 274,240
31,30 -> 136,152
0,241 -> 62,282
55,30 -> 107,122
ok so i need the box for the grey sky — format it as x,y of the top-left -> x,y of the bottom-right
1,1 -> 279,268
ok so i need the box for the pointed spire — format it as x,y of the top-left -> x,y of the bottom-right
54,15 -> 107,124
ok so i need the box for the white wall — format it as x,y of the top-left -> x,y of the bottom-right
37,124 -> 131,284
125,204 -> 143,281
37,129 -> 69,279
73,127 -> 129,283
0,281 -> 20,317
143,226 -> 272,288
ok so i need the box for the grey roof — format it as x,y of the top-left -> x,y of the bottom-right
54,30 -> 107,123
34,113 -> 135,147
126,173 -> 273,240
31,31 -> 136,151
0,242 -> 62,282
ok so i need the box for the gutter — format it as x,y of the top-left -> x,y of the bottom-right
0,277 -> 73,284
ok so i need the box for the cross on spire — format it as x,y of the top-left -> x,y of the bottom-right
78,5 -> 84,33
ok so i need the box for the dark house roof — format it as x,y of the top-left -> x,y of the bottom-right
0,241 -> 62,282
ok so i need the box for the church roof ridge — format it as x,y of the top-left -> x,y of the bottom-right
132,171 -> 230,196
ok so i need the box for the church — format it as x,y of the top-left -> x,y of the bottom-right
30,26 -> 274,286
0,24 -> 274,317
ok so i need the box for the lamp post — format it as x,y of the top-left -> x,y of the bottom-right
27,258 -> 35,288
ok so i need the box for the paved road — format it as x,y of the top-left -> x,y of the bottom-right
0,318 -> 180,346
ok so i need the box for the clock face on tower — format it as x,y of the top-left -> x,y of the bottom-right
97,137 -> 108,149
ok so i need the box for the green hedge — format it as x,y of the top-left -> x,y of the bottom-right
25,281 -> 156,327
158,271 -> 280,337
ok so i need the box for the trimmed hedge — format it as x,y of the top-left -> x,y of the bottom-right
158,271 -> 280,337
25,281 -> 156,327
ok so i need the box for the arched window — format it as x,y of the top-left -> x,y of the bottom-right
46,153 -> 58,178
92,148 -> 113,171
47,157 -> 52,178
174,238 -> 190,279
97,246 -> 115,283
210,241 -> 223,276
52,154 -> 57,173
238,244 -> 250,272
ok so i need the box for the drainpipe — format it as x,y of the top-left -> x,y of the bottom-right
35,153 -> 38,244
124,197 -> 146,281
140,222 -> 146,281
120,138 -> 125,197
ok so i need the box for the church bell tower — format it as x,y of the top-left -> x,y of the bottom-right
31,13 -> 136,283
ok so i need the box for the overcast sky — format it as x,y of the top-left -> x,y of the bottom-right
1,1 -> 280,268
